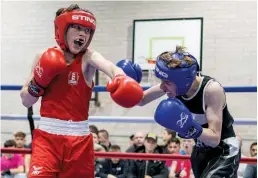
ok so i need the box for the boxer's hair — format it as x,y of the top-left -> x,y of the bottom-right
160,46 -> 195,68
168,138 -> 181,146
4,139 -> 17,148
56,4 -> 94,18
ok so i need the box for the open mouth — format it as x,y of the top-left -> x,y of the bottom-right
74,38 -> 85,47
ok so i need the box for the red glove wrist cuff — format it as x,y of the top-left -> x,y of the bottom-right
28,78 -> 45,97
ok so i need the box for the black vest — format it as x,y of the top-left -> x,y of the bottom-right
177,75 -> 235,146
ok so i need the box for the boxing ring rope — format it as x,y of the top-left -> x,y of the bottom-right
1,148 -> 256,164
1,85 -> 257,92
1,115 -> 257,125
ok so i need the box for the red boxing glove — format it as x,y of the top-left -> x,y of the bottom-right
28,48 -> 66,97
107,75 -> 143,108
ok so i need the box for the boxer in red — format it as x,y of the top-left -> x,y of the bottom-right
20,4 -> 143,178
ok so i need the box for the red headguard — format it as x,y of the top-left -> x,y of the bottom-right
54,9 -> 96,51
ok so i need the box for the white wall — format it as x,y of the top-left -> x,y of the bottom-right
1,1 -> 257,151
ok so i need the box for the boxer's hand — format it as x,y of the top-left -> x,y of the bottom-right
116,59 -> 142,83
154,97 -> 203,139
28,48 -> 66,97
107,74 -> 143,108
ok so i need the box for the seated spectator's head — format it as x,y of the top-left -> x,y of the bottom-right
182,139 -> 195,155
13,131 -> 26,148
162,129 -> 176,145
109,145 -> 121,164
89,125 -> 98,134
167,138 -> 180,154
133,132 -> 145,147
98,129 -> 109,144
144,133 -> 158,153
250,142 -> 257,157
3,139 -> 17,159
90,126 -> 99,144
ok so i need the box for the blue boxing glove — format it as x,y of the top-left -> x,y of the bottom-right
154,98 -> 203,139
116,59 -> 142,83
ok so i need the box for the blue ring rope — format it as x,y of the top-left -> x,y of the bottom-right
1,85 -> 257,92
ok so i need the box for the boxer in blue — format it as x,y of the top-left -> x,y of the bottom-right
138,46 -> 241,178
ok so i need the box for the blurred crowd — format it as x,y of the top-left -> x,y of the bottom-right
1,127 -> 257,178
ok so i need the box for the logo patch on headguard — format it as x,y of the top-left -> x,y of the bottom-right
72,15 -> 96,25
68,72 -> 79,85
155,66 -> 168,78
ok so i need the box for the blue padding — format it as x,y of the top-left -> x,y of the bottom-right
1,115 -> 256,125
1,85 -> 257,92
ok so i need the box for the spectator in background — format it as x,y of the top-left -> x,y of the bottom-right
180,139 -> 195,155
90,125 -> 99,134
99,145 -> 129,178
128,132 -> 168,178
90,125 -> 106,152
98,129 -> 112,151
94,142 -> 107,178
1,140 -> 25,178
167,138 -> 192,178
243,164 -> 257,178
161,129 -> 176,153
13,132 -> 29,149
250,142 -> 257,157
126,132 -> 145,153
243,142 -> 257,178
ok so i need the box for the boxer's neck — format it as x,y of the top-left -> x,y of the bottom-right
184,76 -> 201,98
64,52 -> 76,64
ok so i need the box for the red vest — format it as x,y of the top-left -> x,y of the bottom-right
40,53 -> 93,121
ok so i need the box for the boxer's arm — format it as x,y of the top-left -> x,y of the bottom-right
88,50 -> 125,79
20,52 -> 42,108
197,82 -> 224,147
137,84 -> 166,106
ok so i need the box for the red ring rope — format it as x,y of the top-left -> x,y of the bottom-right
1,148 -> 256,164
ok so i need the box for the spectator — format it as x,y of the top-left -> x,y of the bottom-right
180,139 -> 195,155
243,164 -> 257,178
243,141 -> 257,178
126,132 -> 145,153
167,138 -> 192,178
98,129 -> 112,151
250,142 -> 257,157
99,145 -> 129,178
94,143 -> 106,178
128,132 -> 168,178
161,129 -> 176,153
1,139 -> 25,178
90,124 -> 99,134
236,135 -> 247,178
13,132 -> 29,149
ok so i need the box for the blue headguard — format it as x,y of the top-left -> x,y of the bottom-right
154,47 -> 199,96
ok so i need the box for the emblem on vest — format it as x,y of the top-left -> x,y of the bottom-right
68,72 -> 79,85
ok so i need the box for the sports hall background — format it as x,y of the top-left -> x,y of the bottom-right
1,1 -> 257,156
